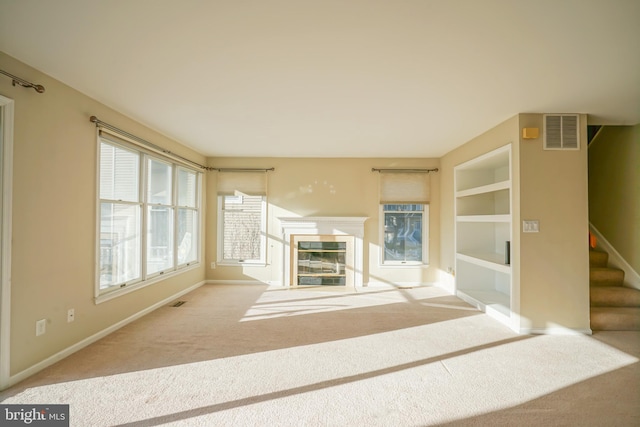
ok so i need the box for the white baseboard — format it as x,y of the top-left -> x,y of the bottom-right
206,279 -> 273,285
2,280 -> 205,391
520,327 -> 592,336
207,280 -> 441,290
590,223 -> 640,290
363,281 -> 436,289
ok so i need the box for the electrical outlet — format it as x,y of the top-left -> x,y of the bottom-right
67,309 -> 75,323
210,262 -> 216,269
36,319 -> 46,336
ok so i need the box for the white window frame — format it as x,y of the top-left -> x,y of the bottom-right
217,194 -> 267,266
379,203 -> 429,267
96,135 -> 201,302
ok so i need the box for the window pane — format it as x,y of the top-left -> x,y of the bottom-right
147,158 -> 172,205
384,211 -> 422,262
100,142 -> 139,202
222,195 -> 263,261
100,202 -> 141,288
178,208 -> 198,264
177,168 -> 197,207
147,206 -> 174,274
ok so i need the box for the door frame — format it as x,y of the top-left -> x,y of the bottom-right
0,94 -> 14,390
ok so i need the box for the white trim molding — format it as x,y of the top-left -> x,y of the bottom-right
206,280 -> 268,286
520,327 -> 593,336
1,280 -> 205,391
590,223 -> 640,290
278,217 -> 368,287
0,95 -> 14,390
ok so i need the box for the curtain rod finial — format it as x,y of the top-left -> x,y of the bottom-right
89,115 -> 98,123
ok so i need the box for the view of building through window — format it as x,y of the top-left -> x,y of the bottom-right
220,194 -> 265,263
383,204 -> 425,264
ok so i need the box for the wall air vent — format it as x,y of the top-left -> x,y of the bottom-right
543,114 -> 579,150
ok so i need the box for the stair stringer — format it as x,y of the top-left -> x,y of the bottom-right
590,223 -> 640,290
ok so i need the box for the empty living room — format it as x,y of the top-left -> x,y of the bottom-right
0,1 -> 639,426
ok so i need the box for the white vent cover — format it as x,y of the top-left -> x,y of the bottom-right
544,114 -> 579,150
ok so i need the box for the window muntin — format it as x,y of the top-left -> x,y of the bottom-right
99,143 -> 142,289
99,202 -> 141,288
177,168 -> 197,208
99,143 -> 139,202
177,168 -> 198,266
98,138 -> 200,296
382,204 -> 428,265
219,194 -> 266,264
146,158 -> 174,275
177,208 -> 198,265
147,158 -> 172,205
147,205 -> 174,275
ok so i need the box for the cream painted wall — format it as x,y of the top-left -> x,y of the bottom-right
0,52 -> 206,376
1,48 -> 595,386
205,157 -> 440,286
518,114 -> 590,331
588,124 -> 639,274
441,114 -> 590,332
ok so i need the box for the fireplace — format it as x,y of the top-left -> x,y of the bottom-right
293,235 -> 353,286
279,217 -> 368,287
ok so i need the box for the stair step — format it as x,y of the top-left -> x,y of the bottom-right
589,250 -> 609,268
590,267 -> 625,287
590,286 -> 640,307
591,307 -> 640,331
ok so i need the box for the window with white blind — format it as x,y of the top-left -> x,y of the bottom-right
378,172 -> 430,266
98,134 -> 200,297
217,171 -> 267,265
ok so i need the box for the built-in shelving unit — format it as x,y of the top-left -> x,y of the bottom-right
454,144 -> 513,327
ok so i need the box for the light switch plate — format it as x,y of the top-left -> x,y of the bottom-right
523,220 -> 540,233
36,319 -> 46,336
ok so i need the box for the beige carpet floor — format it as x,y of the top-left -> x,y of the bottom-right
2,284 -> 639,426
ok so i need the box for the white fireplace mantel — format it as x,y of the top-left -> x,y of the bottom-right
279,216 -> 368,287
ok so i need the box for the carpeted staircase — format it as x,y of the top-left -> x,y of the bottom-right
590,249 -> 640,330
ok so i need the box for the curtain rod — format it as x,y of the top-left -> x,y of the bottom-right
0,69 -> 45,93
90,116 -> 208,171
372,168 -> 439,173
210,167 -> 275,173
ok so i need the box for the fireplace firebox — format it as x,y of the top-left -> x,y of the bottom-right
279,217 -> 367,287
296,240 -> 347,286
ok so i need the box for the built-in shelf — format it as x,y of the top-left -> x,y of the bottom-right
456,252 -> 510,273
457,290 -> 511,317
456,214 -> 510,222
454,144 -> 513,328
455,180 -> 510,198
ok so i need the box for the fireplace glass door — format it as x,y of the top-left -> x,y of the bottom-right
297,241 -> 347,286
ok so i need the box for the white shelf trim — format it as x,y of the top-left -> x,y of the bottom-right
456,252 -> 511,273
456,180 -> 510,198
456,214 -> 510,223
456,289 -> 512,328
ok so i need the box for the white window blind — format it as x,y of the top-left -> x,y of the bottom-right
217,171 -> 267,196
379,172 -> 431,204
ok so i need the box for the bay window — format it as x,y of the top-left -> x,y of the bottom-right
98,133 -> 200,297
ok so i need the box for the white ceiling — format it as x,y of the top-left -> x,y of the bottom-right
1,0 -> 639,158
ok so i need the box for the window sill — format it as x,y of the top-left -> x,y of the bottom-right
380,263 -> 430,269
217,261 -> 267,267
95,262 -> 200,304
